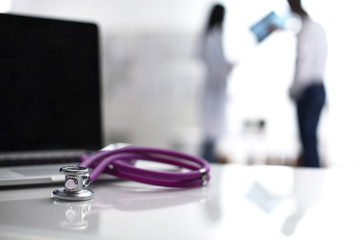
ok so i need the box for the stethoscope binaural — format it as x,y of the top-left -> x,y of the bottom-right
53,145 -> 210,201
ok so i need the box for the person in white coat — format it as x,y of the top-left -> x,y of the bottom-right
199,4 -> 234,162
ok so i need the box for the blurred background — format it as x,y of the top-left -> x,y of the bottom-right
2,0 -> 360,167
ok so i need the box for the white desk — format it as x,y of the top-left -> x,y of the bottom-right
0,164 -> 359,239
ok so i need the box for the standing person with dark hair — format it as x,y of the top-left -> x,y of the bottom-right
287,0 -> 327,167
199,3 -> 234,162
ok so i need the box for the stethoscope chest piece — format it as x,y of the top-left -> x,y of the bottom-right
53,166 -> 94,201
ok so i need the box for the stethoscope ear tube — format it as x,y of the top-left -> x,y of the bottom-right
53,145 -> 210,201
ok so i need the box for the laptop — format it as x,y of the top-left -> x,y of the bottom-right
0,13 -> 103,186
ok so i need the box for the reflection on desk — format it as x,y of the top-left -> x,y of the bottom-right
0,164 -> 360,239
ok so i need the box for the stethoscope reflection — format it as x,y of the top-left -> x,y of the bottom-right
281,169 -> 325,236
53,200 -> 92,231
92,181 -> 208,211
53,180 -> 208,230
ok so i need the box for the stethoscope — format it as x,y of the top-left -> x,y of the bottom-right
53,145 -> 210,201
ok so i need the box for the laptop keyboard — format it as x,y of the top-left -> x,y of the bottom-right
0,151 -> 86,166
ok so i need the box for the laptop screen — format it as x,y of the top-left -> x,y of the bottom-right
0,13 -> 102,154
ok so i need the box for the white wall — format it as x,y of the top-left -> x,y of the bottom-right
9,0 -> 210,32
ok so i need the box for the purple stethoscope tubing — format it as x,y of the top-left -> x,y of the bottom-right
79,146 -> 210,188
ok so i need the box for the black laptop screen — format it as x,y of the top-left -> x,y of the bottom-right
0,13 -> 102,152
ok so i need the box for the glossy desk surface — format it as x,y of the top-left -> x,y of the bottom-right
0,164 -> 359,239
